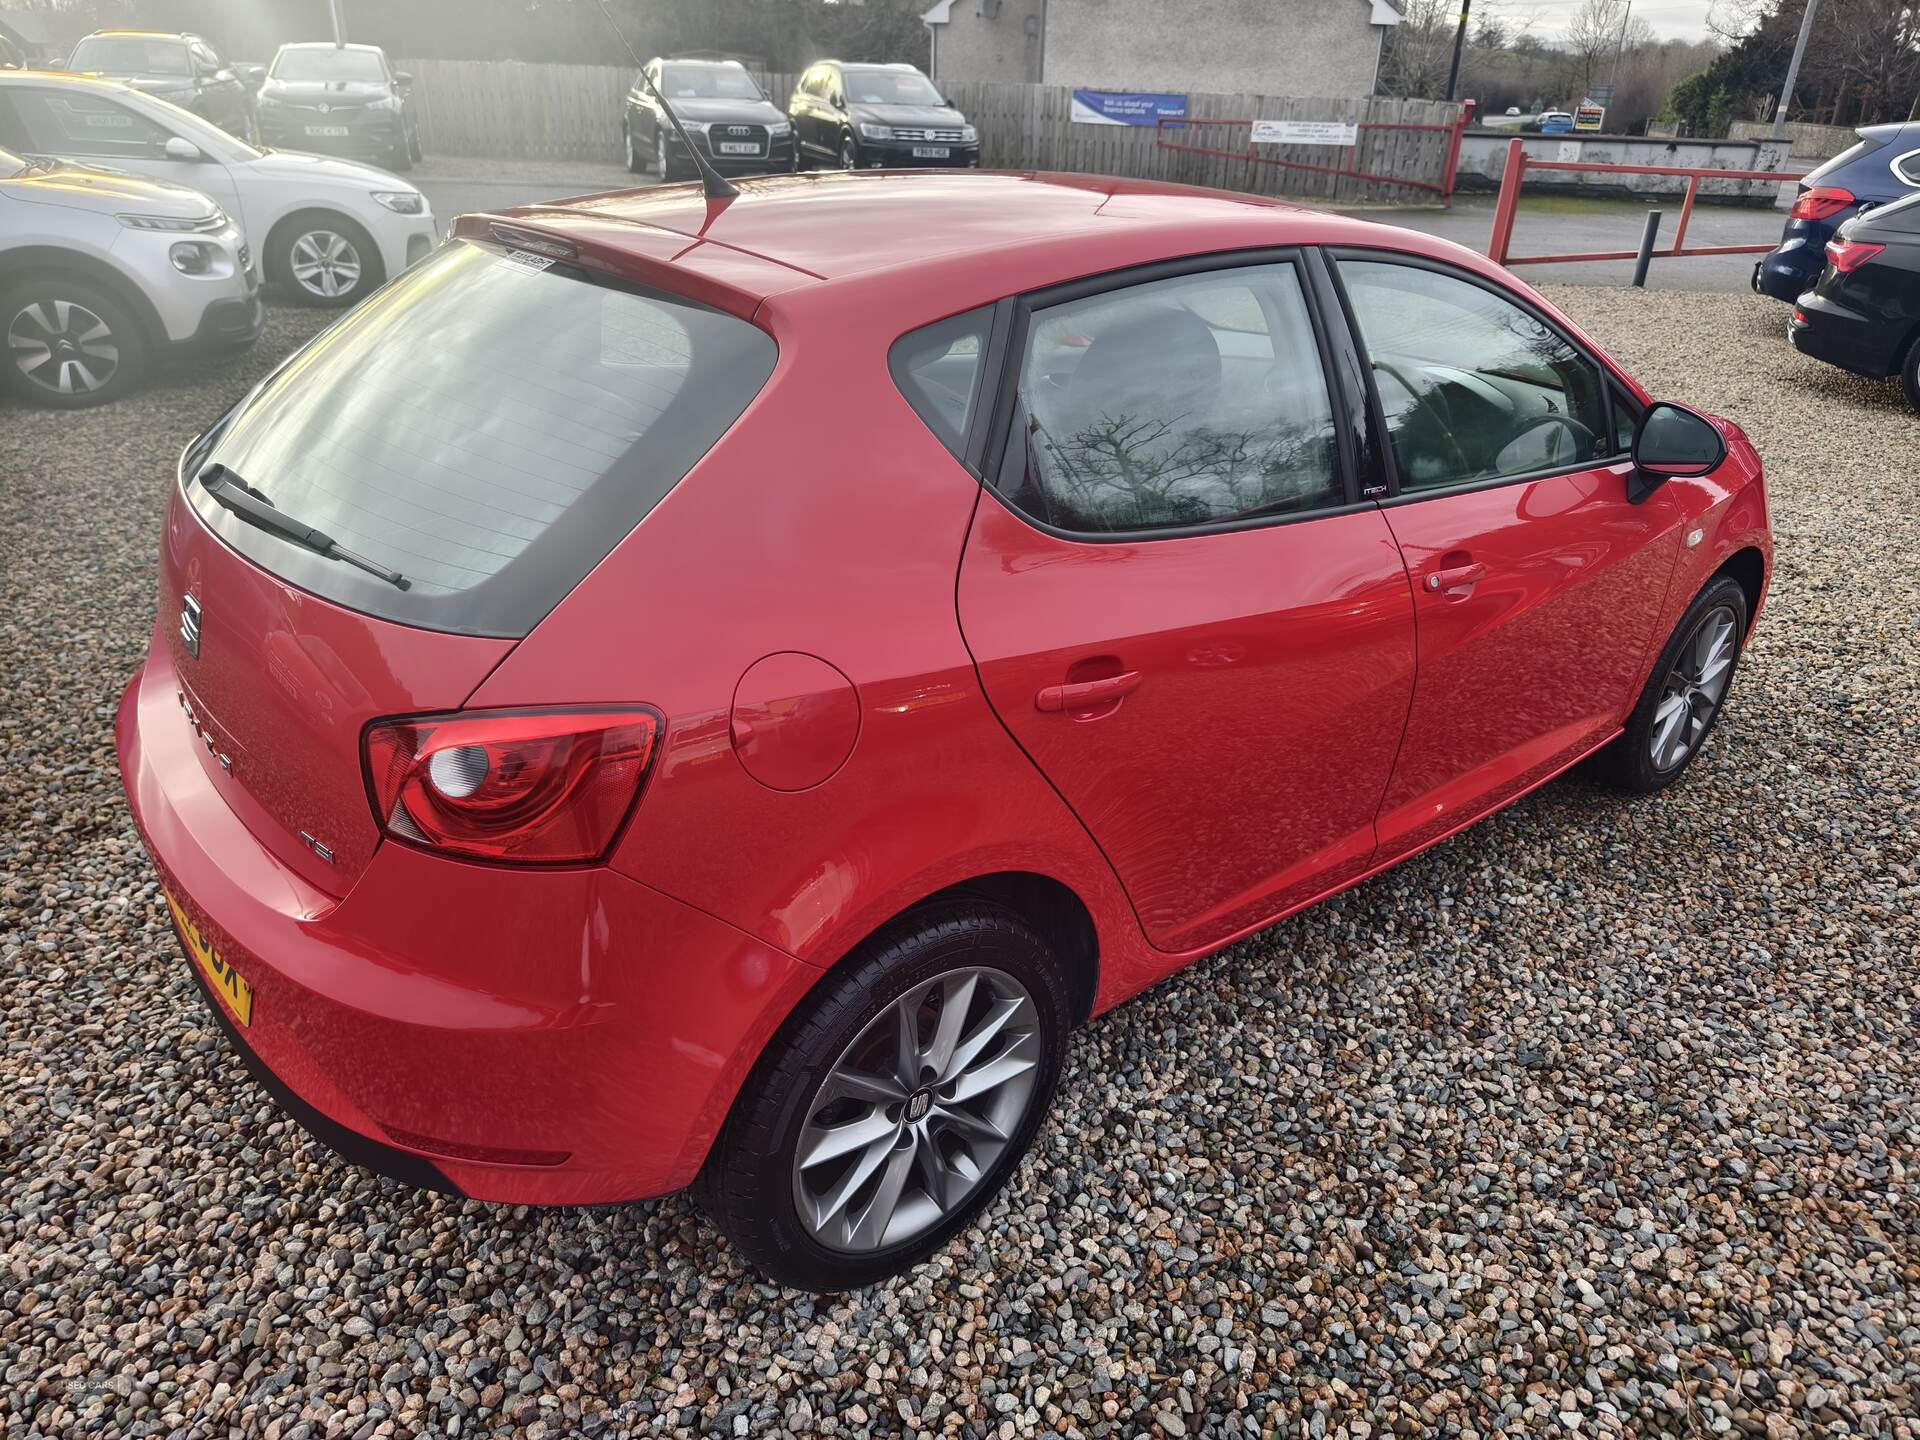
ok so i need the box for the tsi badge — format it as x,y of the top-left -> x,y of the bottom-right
179,593 -> 202,659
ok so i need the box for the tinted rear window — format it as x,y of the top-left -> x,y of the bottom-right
1804,137 -> 1882,185
189,240 -> 777,637
71,38 -> 191,75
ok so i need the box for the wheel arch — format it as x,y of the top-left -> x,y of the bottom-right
1715,545 -> 1767,635
0,246 -> 170,352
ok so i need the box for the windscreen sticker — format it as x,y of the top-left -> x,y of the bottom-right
500,250 -> 557,272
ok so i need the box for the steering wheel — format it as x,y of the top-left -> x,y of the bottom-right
1489,412 -> 1595,474
1371,359 -> 1471,479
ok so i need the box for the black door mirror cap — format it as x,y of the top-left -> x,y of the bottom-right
1629,401 -> 1726,502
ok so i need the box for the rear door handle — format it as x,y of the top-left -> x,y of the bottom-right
1425,562 -> 1487,592
1036,671 -> 1142,713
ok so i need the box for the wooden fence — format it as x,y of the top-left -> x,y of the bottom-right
398,59 -> 1464,204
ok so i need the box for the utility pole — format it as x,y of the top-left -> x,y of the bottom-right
1771,0 -> 1820,138
1607,0 -> 1634,92
1445,0 -> 1472,102
329,0 -> 346,47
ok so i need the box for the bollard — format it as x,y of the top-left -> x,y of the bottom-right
1631,210 -> 1663,288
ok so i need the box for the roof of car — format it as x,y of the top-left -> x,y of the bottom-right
465,169 -> 1495,318
81,30 -> 191,40
659,57 -> 747,67
276,41 -> 384,53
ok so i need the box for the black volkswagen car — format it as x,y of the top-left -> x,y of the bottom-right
255,42 -> 419,172
623,58 -> 794,179
1789,189 -> 1920,412
66,30 -> 255,141
789,62 -> 979,172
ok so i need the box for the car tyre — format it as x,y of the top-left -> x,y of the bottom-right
623,122 -> 644,174
1901,332 -> 1920,415
657,132 -> 682,182
269,212 -> 382,307
1595,573 -> 1749,794
408,126 -> 423,165
697,901 -> 1070,1291
840,134 -> 859,170
0,274 -> 145,408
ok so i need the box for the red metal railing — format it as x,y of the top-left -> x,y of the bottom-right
1155,102 -> 1475,205
1486,136 -> 1786,267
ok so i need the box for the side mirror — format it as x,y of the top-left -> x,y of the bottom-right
1629,401 -> 1726,501
394,70 -> 413,87
163,135 -> 204,162
234,62 -> 265,89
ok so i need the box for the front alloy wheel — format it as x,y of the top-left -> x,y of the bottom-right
792,967 -> 1042,1253
1649,603 -> 1738,773
288,228 -> 362,302
0,278 -> 143,408
840,135 -> 858,170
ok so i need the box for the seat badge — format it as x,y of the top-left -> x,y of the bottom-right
179,593 -> 202,659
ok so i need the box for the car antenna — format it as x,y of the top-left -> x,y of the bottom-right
593,0 -> 738,202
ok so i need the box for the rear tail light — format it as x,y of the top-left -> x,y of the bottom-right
1825,238 -> 1884,274
363,707 -> 661,864
1790,186 -> 1855,221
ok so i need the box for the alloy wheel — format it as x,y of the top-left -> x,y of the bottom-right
791,966 -> 1042,1254
1649,603 -> 1738,772
7,298 -> 118,397
624,125 -> 635,170
288,229 -> 362,300
657,134 -> 669,177
840,137 -> 856,170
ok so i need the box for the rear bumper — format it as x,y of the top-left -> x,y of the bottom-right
1789,289 -> 1903,378
1755,241 -> 1822,302
117,632 -> 823,1204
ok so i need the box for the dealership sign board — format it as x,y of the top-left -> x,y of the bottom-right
1251,119 -> 1359,147
1070,90 -> 1188,126
1575,101 -> 1607,132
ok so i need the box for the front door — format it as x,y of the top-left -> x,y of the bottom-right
958,257 -> 1417,953
1331,255 -> 1685,859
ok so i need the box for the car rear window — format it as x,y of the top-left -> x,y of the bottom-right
1804,137 -> 1883,185
889,307 -> 991,461
71,38 -> 191,75
188,240 -> 777,637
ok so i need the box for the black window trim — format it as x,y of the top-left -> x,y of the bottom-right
1323,245 -> 1635,507
976,246 -> 1372,546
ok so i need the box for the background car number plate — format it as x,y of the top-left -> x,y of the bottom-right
913,146 -> 950,158
305,125 -> 350,137
166,891 -> 253,1026
716,141 -> 760,155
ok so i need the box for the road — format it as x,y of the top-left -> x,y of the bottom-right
411,159 -> 1787,294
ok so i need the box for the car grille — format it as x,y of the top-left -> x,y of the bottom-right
706,123 -> 768,155
890,127 -> 968,143
284,102 -> 367,117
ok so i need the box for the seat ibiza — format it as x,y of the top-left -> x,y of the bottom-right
118,171 -> 1771,1290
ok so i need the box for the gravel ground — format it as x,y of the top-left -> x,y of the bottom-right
2,288 -> 1916,1439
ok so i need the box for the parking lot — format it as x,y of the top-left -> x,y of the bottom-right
2,282 -> 1915,1435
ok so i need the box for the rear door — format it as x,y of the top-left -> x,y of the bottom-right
1330,253 -> 1684,859
956,254 -> 1416,954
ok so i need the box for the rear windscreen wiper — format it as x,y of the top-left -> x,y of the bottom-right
198,464 -> 409,590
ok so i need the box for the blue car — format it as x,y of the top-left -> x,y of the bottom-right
1754,122 -> 1920,302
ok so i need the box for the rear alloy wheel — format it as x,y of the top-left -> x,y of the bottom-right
699,902 -> 1070,1290
1901,333 -> 1920,415
624,122 -> 643,174
1,279 -> 143,408
1597,574 -> 1749,793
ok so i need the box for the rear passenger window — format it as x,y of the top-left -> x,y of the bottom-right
890,308 -> 991,460
997,263 -> 1342,534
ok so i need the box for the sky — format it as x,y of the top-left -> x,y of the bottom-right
1470,0 -> 1726,44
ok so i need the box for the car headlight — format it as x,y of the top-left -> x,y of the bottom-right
674,119 -> 709,135
119,211 -> 226,232
858,122 -> 894,141
959,124 -> 978,143
767,119 -> 792,137
371,191 -> 426,214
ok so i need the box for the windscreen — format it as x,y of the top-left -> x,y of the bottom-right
71,37 -> 191,75
660,65 -> 763,100
843,69 -> 943,106
190,240 -> 778,637
271,47 -> 387,83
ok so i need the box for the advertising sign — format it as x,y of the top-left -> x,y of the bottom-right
1070,89 -> 1188,127
1575,101 -> 1607,132
1251,119 -> 1360,147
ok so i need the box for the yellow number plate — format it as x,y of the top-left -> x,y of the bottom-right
165,891 -> 253,1027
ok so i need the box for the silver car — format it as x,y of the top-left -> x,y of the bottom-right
0,143 -> 260,406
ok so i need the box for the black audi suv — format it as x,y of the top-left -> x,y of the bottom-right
623,58 -> 795,180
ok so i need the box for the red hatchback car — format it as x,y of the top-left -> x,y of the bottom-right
119,171 -> 1771,1289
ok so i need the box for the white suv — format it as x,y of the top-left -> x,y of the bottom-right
0,144 -> 260,407
0,71 -> 435,307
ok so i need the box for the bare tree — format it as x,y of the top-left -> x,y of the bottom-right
1564,0 -> 1657,99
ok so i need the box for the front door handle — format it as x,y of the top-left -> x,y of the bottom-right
1425,561 -> 1487,593
1036,671 -> 1142,713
